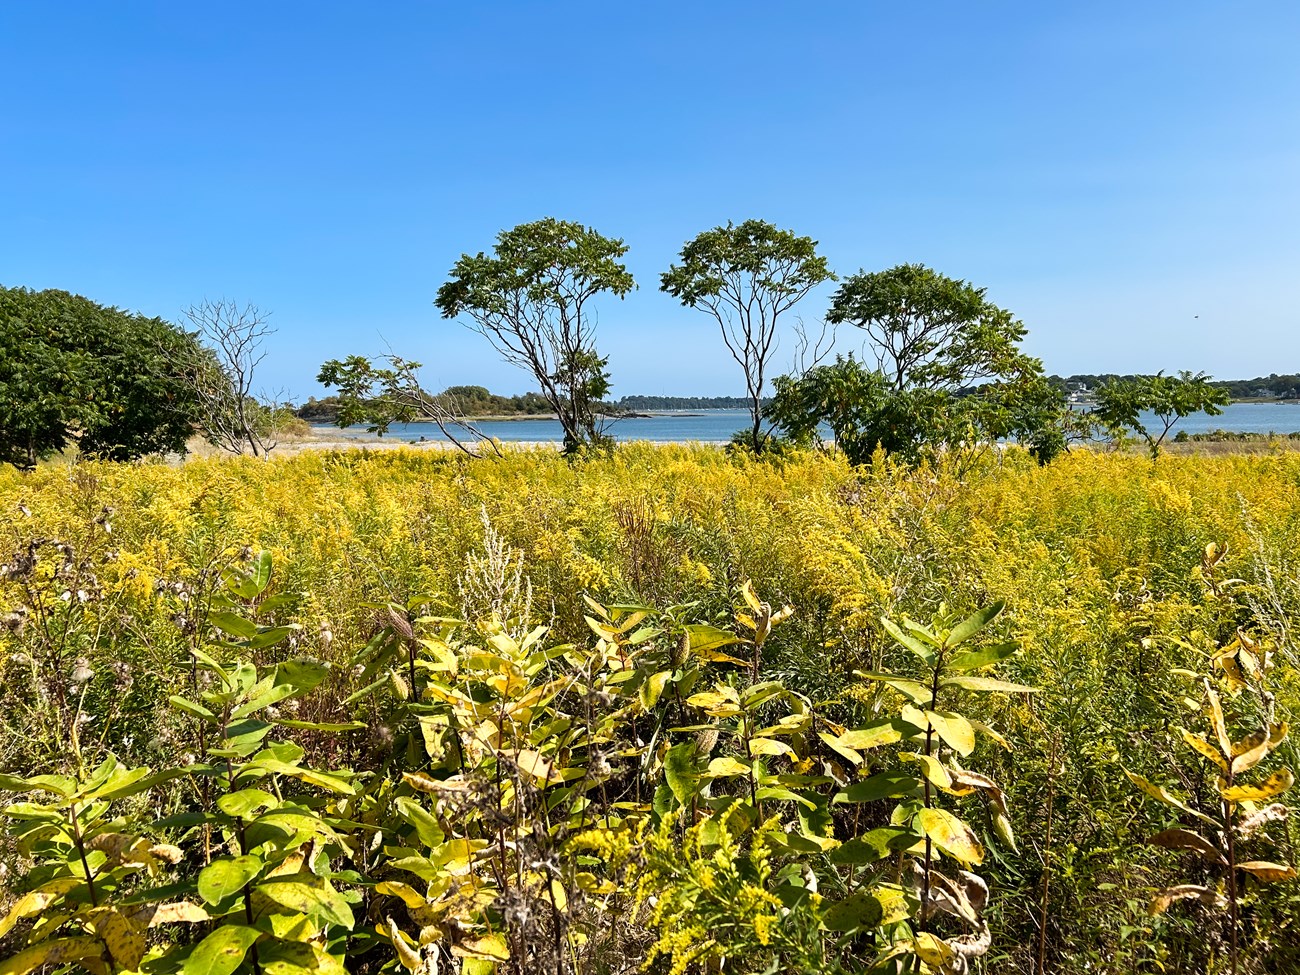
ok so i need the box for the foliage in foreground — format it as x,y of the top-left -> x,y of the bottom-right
1,445 -> 1300,973
0,536 -> 1031,974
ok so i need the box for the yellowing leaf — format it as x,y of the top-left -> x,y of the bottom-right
387,920 -> 423,972
1148,828 -> 1225,864
1230,723 -> 1287,775
706,756 -> 751,778
639,670 -> 671,709
0,937 -> 102,975
837,720 -> 906,751
900,752 -> 953,790
454,933 -> 510,961
1149,884 -> 1226,916
376,881 -> 429,910
1205,682 -> 1231,757
925,710 -> 975,757
84,908 -> 144,970
911,931 -> 957,967
0,879 -> 80,940
748,737 -> 793,758
917,807 -> 984,866
1125,770 -> 1216,825
507,749 -> 564,787
1177,728 -> 1227,772
1236,860 -> 1297,883
1220,768 -> 1294,803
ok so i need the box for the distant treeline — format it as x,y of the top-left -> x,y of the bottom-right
612,395 -> 766,411
297,389 -> 771,420
298,375 -> 1300,423
297,385 -> 552,421
1049,373 -> 1300,400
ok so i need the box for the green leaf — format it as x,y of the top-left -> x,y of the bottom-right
168,695 -> 217,722
256,939 -> 348,975
240,758 -> 355,795
941,675 -> 1039,694
210,612 -> 259,639
823,891 -> 885,932
828,827 -> 916,865
216,788 -> 277,819
251,551 -> 274,594
834,770 -> 923,804
946,601 -> 1005,647
854,670 -> 930,704
272,719 -> 366,732
881,616 -> 934,662
947,642 -> 1018,672
664,742 -> 699,804
395,796 -> 445,849
245,625 -> 300,650
183,924 -> 262,975
756,785 -> 816,809
685,624 -> 746,661
198,855 -> 262,906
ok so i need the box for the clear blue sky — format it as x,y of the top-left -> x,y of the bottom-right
3,2 -> 1298,398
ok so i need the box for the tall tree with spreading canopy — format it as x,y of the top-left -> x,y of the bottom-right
771,264 -> 1069,464
0,286 -> 199,468
435,218 -> 634,453
827,263 -> 1037,392
1093,370 -> 1230,458
660,220 -> 833,451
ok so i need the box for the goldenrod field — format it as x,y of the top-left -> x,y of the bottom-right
2,446 -> 1298,974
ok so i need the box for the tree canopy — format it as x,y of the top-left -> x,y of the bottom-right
0,286 -> 199,468
661,220 -> 833,451
436,218 -> 634,453
771,265 -> 1068,464
1092,371 -> 1231,458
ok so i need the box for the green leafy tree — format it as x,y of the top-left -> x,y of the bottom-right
0,286 -> 199,468
1092,371 -> 1230,459
435,218 -> 634,453
316,354 -> 503,456
770,265 -> 1067,463
661,220 -> 834,451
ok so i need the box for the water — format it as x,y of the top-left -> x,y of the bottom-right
312,402 -> 1300,445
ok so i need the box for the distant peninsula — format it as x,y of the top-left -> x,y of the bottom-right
298,375 -> 1299,422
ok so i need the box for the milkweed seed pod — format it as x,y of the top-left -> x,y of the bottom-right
672,631 -> 689,668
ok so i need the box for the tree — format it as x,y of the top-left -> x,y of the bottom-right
827,263 -> 1036,392
1092,371 -> 1230,459
172,299 -> 284,457
0,286 -> 198,468
770,265 -> 1069,464
435,219 -> 634,453
768,355 -> 913,463
316,354 -> 502,457
660,220 -> 833,451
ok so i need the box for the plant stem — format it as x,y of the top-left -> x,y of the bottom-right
1035,733 -> 1060,975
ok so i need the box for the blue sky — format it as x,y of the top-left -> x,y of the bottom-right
3,2 -> 1298,398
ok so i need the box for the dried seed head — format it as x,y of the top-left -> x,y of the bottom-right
71,658 -> 94,684
385,607 -> 416,643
